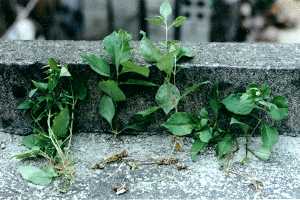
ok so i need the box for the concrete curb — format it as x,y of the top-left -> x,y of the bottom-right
0,41 -> 299,136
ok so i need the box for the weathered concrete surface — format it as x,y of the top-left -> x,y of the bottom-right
0,41 -> 299,136
0,131 -> 299,199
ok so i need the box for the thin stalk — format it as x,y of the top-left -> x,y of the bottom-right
67,99 -> 76,151
174,55 -> 178,113
173,55 -> 177,85
244,119 -> 262,161
67,85 -> 77,151
47,111 -> 66,163
116,63 -> 120,81
165,23 -> 168,48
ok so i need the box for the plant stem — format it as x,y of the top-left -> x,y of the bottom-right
244,119 -> 262,161
165,23 -> 168,48
247,148 -> 265,160
67,99 -> 77,151
116,64 -> 120,81
47,110 -> 66,164
173,55 -> 177,85
67,84 -> 76,151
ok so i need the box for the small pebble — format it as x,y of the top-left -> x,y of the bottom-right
1,142 -> 6,150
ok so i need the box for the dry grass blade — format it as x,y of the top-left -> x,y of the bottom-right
156,157 -> 179,165
92,150 -> 129,169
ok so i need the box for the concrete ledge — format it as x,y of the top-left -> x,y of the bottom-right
0,41 -> 299,136
0,41 -> 300,69
0,131 -> 299,199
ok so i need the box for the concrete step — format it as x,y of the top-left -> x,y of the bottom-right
0,131 -> 299,199
0,41 -> 299,136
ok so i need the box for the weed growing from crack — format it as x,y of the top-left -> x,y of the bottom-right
16,59 -> 87,187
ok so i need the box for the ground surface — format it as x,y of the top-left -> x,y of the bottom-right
0,131 -> 299,200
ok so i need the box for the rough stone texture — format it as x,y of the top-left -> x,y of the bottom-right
0,41 -> 299,136
0,131 -> 299,199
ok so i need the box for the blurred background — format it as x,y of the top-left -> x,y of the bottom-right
0,0 -> 299,42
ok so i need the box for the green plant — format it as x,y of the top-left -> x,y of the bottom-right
16,59 -> 87,186
137,0 -> 208,120
136,1 -> 288,162
163,83 -> 288,161
82,30 -> 156,135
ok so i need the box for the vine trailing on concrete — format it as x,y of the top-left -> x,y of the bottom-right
16,59 -> 87,187
14,0 -> 289,188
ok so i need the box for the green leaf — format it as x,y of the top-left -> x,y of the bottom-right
46,58 -> 60,91
209,99 -> 222,115
181,81 -> 210,99
162,112 -> 194,136
155,82 -> 181,114
146,16 -> 164,26
120,79 -> 158,87
198,128 -> 213,143
120,61 -> 150,77
81,54 -> 110,77
48,58 -> 59,69
268,96 -> 288,121
103,30 -> 132,69
17,100 -> 33,110
22,133 -> 51,151
22,135 -> 40,149
191,139 -> 207,161
73,79 -> 87,101
32,80 -> 48,91
222,94 -> 255,115
198,108 -> 209,119
160,0 -> 172,20
43,166 -> 58,177
171,16 -> 187,27
18,165 -> 57,186
28,88 -> 38,98
272,96 -> 288,108
246,84 -> 260,97
176,47 -> 194,61
14,147 -> 41,160
156,52 -> 175,77
52,107 -> 70,138
136,106 -> 160,117
98,80 -> 126,102
60,65 -> 71,77
261,123 -> 278,150
260,84 -> 271,98
230,118 -> 250,134
140,31 -> 162,63
216,134 -> 233,158
99,95 -> 115,128
200,119 -> 208,128
255,146 -> 271,160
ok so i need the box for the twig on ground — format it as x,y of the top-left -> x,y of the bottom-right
91,150 -> 187,171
